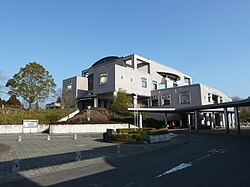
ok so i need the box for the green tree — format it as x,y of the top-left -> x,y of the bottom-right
6,62 -> 56,109
111,89 -> 132,116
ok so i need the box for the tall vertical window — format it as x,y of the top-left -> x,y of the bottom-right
88,74 -> 94,90
141,77 -> 147,88
100,73 -> 108,85
152,81 -> 157,90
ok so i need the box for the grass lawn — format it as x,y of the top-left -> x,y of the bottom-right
0,107 -> 75,125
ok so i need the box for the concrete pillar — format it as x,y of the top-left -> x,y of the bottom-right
94,98 -> 98,108
164,113 -> 168,128
224,108 -> 229,134
180,120 -> 183,129
219,113 -> 223,127
201,112 -> 205,125
139,112 -> 142,128
234,107 -> 241,135
231,113 -> 235,127
229,113 -> 233,127
187,113 -> 191,130
194,110 -> 198,131
217,96 -> 220,103
211,112 -> 215,129
206,113 -> 210,126
133,57 -> 137,70
133,95 -> 138,108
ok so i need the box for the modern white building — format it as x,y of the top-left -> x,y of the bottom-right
62,54 -> 231,128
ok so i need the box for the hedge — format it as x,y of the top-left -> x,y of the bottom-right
148,128 -> 168,135
116,127 -> 156,134
111,134 -> 143,142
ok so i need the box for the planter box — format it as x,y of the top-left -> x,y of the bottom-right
146,134 -> 171,143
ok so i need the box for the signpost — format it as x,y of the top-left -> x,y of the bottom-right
23,120 -> 38,128
23,120 -> 39,133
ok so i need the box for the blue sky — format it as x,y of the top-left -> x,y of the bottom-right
0,0 -> 250,100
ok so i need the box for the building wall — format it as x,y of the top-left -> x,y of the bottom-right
200,84 -> 231,105
114,64 -> 151,96
88,63 -> 116,95
62,76 -> 88,98
151,84 -> 202,108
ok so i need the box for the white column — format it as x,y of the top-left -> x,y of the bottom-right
94,98 -> 98,108
194,110 -> 198,131
219,113 -> 223,127
224,108 -> 229,134
231,113 -> 235,127
187,113 -> 191,130
211,112 -> 215,129
222,113 -> 225,128
133,95 -> 138,108
217,96 -> 220,103
139,112 -> 142,128
133,57 -> 137,70
164,113 -> 168,128
200,113 -> 204,125
206,113 -> 210,126
234,107 -> 241,135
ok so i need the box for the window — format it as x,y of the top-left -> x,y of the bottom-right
162,94 -> 171,106
173,82 -> 178,87
100,73 -> 108,85
66,82 -> 72,92
125,59 -> 132,66
159,83 -> 165,89
141,77 -> 147,88
208,94 -> 211,102
151,96 -> 159,106
179,92 -> 191,104
152,81 -> 157,90
88,74 -> 94,90
121,75 -> 123,79
184,77 -> 191,85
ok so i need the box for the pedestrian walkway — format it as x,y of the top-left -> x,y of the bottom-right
0,133 -> 182,185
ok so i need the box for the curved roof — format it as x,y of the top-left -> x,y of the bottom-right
157,72 -> 181,81
92,56 -> 120,68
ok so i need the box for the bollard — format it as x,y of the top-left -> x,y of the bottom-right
75,151 -> 82,161
11,159 -> 20,172
17,136 -> 22,142
117,145 -> 121,154
144,141 -> 148,149
74,134 -> 77,140
47,135 -> 50,141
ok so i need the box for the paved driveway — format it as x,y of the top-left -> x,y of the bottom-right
0,133 -> 180,185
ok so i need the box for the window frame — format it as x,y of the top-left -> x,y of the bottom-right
179,92 -> 191,104
141,77 -> 147,88
100,72 -> 108,85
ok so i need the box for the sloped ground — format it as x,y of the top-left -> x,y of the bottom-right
62,108 -> 164,128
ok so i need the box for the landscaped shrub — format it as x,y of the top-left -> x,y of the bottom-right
116,127 -> 156,134
148,128 -> 168,135
116,128 -> 138,134
111,133 -> 145,142
111,134 -> 133,142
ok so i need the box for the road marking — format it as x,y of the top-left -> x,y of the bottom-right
155,162 -> 192,178
155,148 -> 229,179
